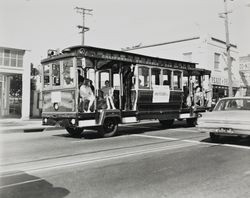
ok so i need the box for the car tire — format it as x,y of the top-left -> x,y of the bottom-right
66,127 -> 84,137
210,132 -> 220,142
186,118 -> 197,127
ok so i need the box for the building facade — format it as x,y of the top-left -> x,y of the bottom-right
0,46 -> 30,119
239,54 -> 250,95
126,35 -> 241,101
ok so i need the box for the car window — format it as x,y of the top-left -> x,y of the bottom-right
242,99 -> 250,110
214,99 -> 250,111
225,100 -> 238,110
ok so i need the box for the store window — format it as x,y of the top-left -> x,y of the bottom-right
1,49 -> 24,67
9,74 -> 22,117
10,51 -> 17,67
4,49 -> 10,66
0,49 -> 3,65
17,51 -> 24,67
138,66 -> 150,89
214,53 -> 220,70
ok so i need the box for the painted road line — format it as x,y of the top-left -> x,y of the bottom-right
223,144 -> 250,150
132,134 -> 219,147
132,134 -> 250,150
0,178 -> 44,189
167,128 -> 199,132
122,125 -> 199,133
132,134 -> 179,141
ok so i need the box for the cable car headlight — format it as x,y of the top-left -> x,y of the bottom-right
54,103 -> 59,111
71,119 -> 76,125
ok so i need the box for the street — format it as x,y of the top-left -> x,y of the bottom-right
1,121 -> 250,198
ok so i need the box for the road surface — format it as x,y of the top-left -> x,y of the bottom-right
1,121 -> 250,198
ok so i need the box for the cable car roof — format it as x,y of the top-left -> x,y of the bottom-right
41,45 -> 210,74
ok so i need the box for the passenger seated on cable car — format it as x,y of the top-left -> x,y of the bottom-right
163,80 -> 170,86
194,86 -> 203,106
79,79 -> 95,112
101,80 -> 116,109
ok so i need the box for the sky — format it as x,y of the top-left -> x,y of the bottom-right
1,0 -> 250,66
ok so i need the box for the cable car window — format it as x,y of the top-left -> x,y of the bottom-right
173,70 -> 182,90
113,73 -> 120,90
43,64 -> 50,88
100,71 -> 110,88
62,59 -> 74,86
151,68 -> 161,86
162,69 -> 172,87
138,66 -> 150,89
52,62 -> 60,86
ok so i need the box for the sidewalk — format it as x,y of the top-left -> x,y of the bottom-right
0,118 -> 58,133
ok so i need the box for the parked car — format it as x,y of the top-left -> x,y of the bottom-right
197,97 -> 250,141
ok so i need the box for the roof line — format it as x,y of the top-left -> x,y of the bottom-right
0,46 -> 30,52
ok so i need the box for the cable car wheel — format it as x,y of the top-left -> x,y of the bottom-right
159,119 -> 174,128
98,118 -> 118,138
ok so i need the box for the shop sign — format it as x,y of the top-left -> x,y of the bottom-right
211,76 -> 228,86
240,62 -> 250,71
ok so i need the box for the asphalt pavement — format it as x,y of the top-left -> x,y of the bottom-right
1,123 -> 250,198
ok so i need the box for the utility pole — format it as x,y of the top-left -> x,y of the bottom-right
222,0 -> 233,97
75,7 -> 93,45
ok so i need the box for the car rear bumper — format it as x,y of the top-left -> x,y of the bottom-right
197,124 -> 250,136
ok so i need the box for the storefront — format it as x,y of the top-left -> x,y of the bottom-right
0,47 -> 30,119
239,55 -> 250,96
212,85 -> 228,101
0,73 -> 22,118
211,76 -> 239,102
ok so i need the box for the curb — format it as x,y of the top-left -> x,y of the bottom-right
0,126 -> 63,134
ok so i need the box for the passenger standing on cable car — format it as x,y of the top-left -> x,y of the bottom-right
122,65 -> 135,110
78,69 -> 85,88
